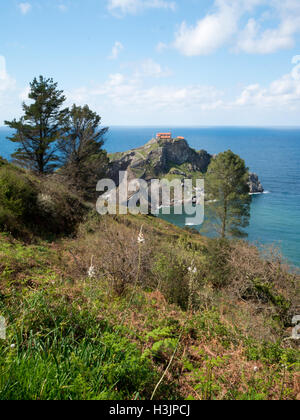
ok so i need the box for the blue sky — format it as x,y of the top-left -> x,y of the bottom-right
0,0 -> 300,126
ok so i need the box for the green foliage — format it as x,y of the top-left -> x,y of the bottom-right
58,104 -> 109,199
150,338 -> 177,360
0,270 -> 157,400
0,161 -> 88,238
5,76 -> 69,173
205,150 -> 251,238
35,177 -> 89,236
0,166 -> 37,232
202,238 -> 232,288
144,327 -> 177,360
251,279 -> 291,321
0,330 -> 156,400
152,252 -> 190,309
146,326 -> 174,341
189,357 -> 225,400
245,339 -> 299,365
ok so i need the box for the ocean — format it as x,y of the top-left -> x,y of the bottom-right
1,126 -> 300,268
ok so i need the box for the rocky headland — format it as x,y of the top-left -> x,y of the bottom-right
108,135 -> 264,197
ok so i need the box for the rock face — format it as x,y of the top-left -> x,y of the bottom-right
248,173 -> 264,193
108,137 -> 212,185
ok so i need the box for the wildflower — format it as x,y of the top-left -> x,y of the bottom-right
88,266 -> 96,278
10,344 -> 15,349
88,256 -> 96,279
188,266 -> 197,274
137,227 -> 145,244
253,366 -> 259,373
281,363 -> 287,369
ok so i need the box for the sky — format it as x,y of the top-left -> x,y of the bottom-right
0,0 -> 300,126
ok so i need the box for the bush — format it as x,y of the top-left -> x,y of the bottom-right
35,176 -> 89,236
225,241 -> 298,325
0,167 -> 37,232
0,164 -> 88,238
202,238 -> 232,289
152,251 -> 190,309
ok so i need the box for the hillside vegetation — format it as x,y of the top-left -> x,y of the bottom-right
0,158 -> 299,400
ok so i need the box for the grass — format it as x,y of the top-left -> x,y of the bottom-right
0,212 -> 299,400
108,152 -> 125,161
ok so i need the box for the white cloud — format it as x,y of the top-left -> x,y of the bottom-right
19,86 -> 31,101
0,56 -> 18,123
109,41 -> 124,60
172,0 -> 300,56
174,1 -> 239,56
235,59 -> 300,107
68,68 -> 223,114
18,2 -> 32,15
0,56 -> 16,93
107,0 -> 176,16
67,55 -> 300,123
236,16 -> 300,54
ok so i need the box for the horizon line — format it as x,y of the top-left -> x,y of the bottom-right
1,124 -> 300,129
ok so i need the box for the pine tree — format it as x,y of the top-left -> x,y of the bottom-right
5,76 -> 69,173
59,104 -> 109,198
205,150 -> 251,238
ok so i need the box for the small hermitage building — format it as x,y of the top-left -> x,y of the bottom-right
156,133 -> 185,140
156,132 -> 172,140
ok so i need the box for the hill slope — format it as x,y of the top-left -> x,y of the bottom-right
0,157 -> 298,400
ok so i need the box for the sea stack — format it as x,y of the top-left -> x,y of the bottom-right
248,173 -> 264,193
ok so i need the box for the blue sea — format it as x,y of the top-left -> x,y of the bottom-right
1,126 -> 300,268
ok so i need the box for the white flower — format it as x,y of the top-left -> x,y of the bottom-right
281,363 -> 287,369
253,366 -> 259,373
137,227 -> 145,244
88,266 -> 96,278
88,256 -> 96,278
188,266 -> 197,274
10,344 -> 15,349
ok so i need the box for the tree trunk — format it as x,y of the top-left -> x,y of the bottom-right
221,200 -> 227,238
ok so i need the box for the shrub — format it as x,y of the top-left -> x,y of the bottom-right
152,251 -> 190,309
35,176 -> 89,236
226,241 -> 298,324
0,167 -> 37,232
202,238 -> 232,289
68,215 -> 152,295
0,164 -> 88,238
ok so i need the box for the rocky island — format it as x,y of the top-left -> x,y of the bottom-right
108,133 -> 264,194
248,172 -> 265,194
